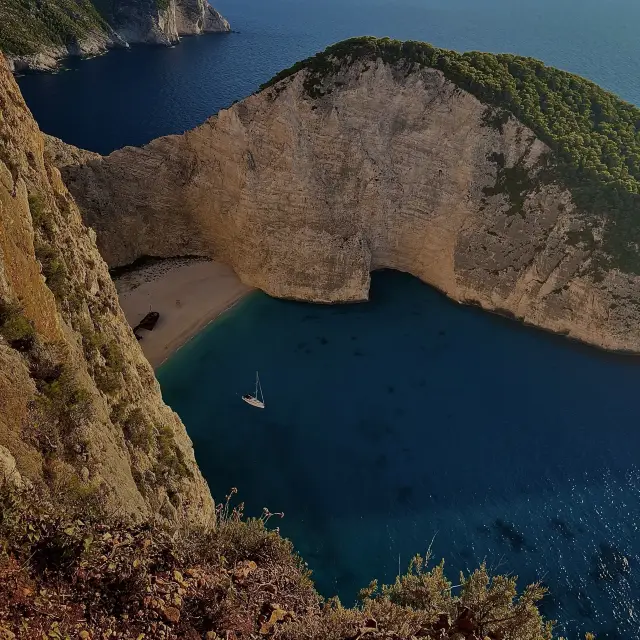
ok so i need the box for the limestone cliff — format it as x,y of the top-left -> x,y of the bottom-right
53,51 -> 640,354
0,55 -> 214,525
105,0 -> 230,47
0,0 -> 229,72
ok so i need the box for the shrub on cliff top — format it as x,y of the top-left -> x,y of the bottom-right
0,485 -> 563,639
261,36 -> 640,274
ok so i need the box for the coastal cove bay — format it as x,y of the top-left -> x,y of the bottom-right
16,0 -> 640,637
159,271 -> 640,640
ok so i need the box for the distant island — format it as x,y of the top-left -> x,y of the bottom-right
0,0 -> 229,72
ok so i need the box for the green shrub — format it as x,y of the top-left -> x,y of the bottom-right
27,192 -> 55,236
93,340 -> 125,394
101,340 -> 125,373
94,365 -> 121,394
28,193 -> 45,223
123,408 -> 153,453
78,320 -> 104,354
37,367 -> 93,426
0,301 -> 35,350
109,400 -> 127,425
155,425 -> 192,479
35,242 -> 69,301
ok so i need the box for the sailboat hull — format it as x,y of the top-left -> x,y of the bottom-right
242,395 -> 265,409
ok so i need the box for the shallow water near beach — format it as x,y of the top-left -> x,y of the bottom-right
159,271 -> 640,639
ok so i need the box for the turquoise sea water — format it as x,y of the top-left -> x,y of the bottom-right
17,0 -> 640,636
159,272 -> 640,640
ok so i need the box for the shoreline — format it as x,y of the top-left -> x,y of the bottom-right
114,257 -> 251,368
155,292 -> 249,369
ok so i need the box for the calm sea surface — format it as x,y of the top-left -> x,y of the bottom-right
19,1 -> 640,636
158,274 -> 640,640
17,0 -> 640,153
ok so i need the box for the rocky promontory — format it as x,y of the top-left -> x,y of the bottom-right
54,38 -> 640,353
0,0 -> 230,72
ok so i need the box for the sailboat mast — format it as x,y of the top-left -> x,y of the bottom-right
255,371 -> 259,398
257,371 -> 264,404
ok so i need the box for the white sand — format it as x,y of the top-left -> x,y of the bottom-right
114,258 -> 251,368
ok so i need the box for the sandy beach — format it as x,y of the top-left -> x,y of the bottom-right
114,258 -> 251,368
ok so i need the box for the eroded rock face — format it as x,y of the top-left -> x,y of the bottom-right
175,0 -> 230,35
56,60 -> 640,352
102,0 -> 229,46
0,55 -> 214,526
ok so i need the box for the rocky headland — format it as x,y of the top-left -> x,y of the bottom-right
53,38 -> 640,353
0,54 -> 213,525
0,0 -> 230,72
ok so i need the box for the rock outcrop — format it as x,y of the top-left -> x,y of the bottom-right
56,57 -> 640,353
0,55 -> 214,525
5,31 -> 125,74
105,0 -> 230,47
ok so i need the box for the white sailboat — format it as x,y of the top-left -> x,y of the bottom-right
242,371 -> 265,409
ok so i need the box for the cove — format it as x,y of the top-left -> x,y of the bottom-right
158,270 -> 640,640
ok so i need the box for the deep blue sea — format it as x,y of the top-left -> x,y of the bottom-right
158,273 -> 640,640
18,0 -> 640,154
18,1 -> 640,637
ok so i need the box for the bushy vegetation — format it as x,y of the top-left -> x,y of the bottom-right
0,485 -> 563,640
35,240 -> 69,301
0,301 -> 35,350
123,407 -> 153,452
0,0 -> 109,56
155,423 -> 192,479
262,36 -> 640,274
0,294 -> 93,463
92,337 -> 126,393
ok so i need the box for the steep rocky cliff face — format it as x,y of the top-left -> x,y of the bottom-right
103,0 -> 230,47
0,0 -> 229,72
55,57 -> 640,353
175,0 -> 230,35
0,55 -> 213,525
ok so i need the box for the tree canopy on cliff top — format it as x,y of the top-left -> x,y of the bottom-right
263,36 -> 640,275
0,0 -> 109,56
